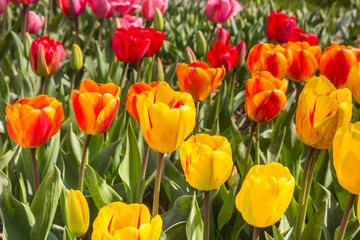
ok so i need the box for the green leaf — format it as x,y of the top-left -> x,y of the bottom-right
96,42 -> 108,83
67,123 -> 82,163
334,217 -> 360,240
0,32 -> 13,60
301,201 -> 327,240
165,221 -> 187,240
272,225 -> 285,240
30,166 -> 62,240
63,226 -> 76,240
267,127 -> 286,163
39,131 -> 60,180
186,192 -> 204,240
11,31 -> 25,72
217,188 -> 235,230
90,140 -> 121,177
0,145 -> 21,171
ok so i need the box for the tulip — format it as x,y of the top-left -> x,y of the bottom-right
284,41 -> 322,83
70,44 -> 83,71
245,71 -> 288,123
205,0 -> 242,24
152,57 -> 164,82
207,42 -> 238,72
0,0 -> 9,14
6,95 -> 64,148
10,0 -> 39,4
180,134 -> 233,191
235,162 -> 295,228
347,63 -> 360,104
24,32 -> 32,60
141,0 -> 169,21
136,27 -> 166,57
117,15 -> 143,30
154,8 -> 163,31
125,81 -> 169,122
185,46 -> 197,64
236,40 -> 246,68
246,42 -> 274,74
71,79 -> 121,135
67,189 -> 89,237
57,0 -> 87,17
288,27 -> 319,46
195,30 -> 207,58
319,42 -> 358,88
30,36 -> 65,77
89,0 -> 114,18
176,62 -> 226,101
266,11 -> 297,43
295,76 -> 352,149
211,27 -> 230,46
136,84 -> 196,153
27,10 -> 45,34
92,202 -> 162,240
110,0 -> 141,15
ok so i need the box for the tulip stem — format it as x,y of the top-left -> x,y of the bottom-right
254,123 -> 260,165
336,193 -> 356,240
252,227 -> 260,240
208,23 -> 217,48
203,191 -> 210,240
75,16 -> 79,44
78,134 -> 91,193
119,62 -> 128,88
2,9 -> 6,38
147,55 -> 156,84
70,72 -> 77,94
136,58 -> 144,83
136,142 -> 150,203
30,148 -> 40,193
295,83 -> 301,104
193,101 -> 199,135
83,16 -> 98,54
242,122 -> 257,183
294,146 -> 315,240
152,152 -> 165,216
41,77 -> 46,95
209,85 -> 222,128
98,18 -> 103,46
21,4 -> 29,42
48,0 -> 53,35
229,68 -> 237,111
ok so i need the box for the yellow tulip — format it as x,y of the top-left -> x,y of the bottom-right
235,162 -> 295,228
136,85 -> 196,153
67,189 -> 89,237
179,134 -> 233,191
92,202 -> 162,240
295,76 -> 352,149
347,62 -> 360,104
333,123 -> 360,194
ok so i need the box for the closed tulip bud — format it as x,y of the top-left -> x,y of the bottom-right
154,8 -> 163,31
67,189 -> 89,237
333,123 -> 360,194
227,166 -> 238,188
296,76 -> 352,149
180,134 -> 233,191
70,44 -> 83,71
152,57 -> 164,82
24,32 -> 32,60
235,162 -> 295,228
245,71 -> 288,123
195,30 -> 207,57
136,85 -> 196,153
115,18 -> 121,29
185,46 -> 197,64
211,27 -> 230,47
347,63 -> 360,104
236,41 -> 246,68
92,202 -> 162,240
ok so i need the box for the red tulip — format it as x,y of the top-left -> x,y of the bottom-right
266,11 -> 296,43
117,15 -> 143,30
207,42 -> 238,72
109,0 -> 141,15
0,0 -> 9,14
236,40 -> 246,67
30,36 -> 65,77
28,10 -> 45,34
205,0 -> 242,24
89,0 -> 114,18
141,0 -> 169,21
10,0 -> 39,5
136,27 -> 166,57
212,27 -> 229,46
57,0 -> 87,17
288,27 -> 319,46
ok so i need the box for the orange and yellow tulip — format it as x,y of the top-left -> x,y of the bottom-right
245,71 -> 288,123
71,79 -> 120,135
125,81 -> 169,122
136,84 -> 196,153
179,134 -> 233,191
92,202 -> 162,240
6,95 -> 64,148
284,41 -> 322,82
247,42 -> 274,74
319,42 -> 358,88
346,62 -> 360,104
296,76 -> 352,149
176,62 -> 225,101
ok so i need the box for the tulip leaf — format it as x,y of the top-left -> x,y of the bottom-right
272,225 -> 285,240
217,187 -> 236,230
186,192 -> 204,240
63,226 -> 76,240
0,31 -> 13,60
0,170 -> 35,239
334,217 -> 360,240
67,123 -> 82,163
265,232 -> 274,240
95,42 -> 108,83
10,31 -> 25,72
267,127 -> 286,163
90,140 -> 121,177
30,166 -> 62,240
39,131 -> 60,180
0,145 -> 21,171
164,221 -> 187,240
300,201 -> 327,240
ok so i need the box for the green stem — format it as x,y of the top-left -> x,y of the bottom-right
207,22 -> 217,49
229,68 -> 237,110
209,92 -> 213,108
242,122 -> 257,183
119,62 -> 128,88
136,58 -> 144,83
30,148 -> 40,193
254,123 -> 260,165
83,17 -> 98,53
152,152 -> 165,216
210,85 -> 222,127
305,149 -> 321,200
252,227 -> 260,240
21,4 -> 29,42
295,82 -> 301,104
75,16 -> 79,44
147,55 -> 156,84
336,193 -> 356,240
70,71 -> 77,94
203,191 -> 210,240
136,143 -> 150,203
294,146 -> 315,240
40,77 -> 45,95
193,101 -> 199,135
2,9 -> 6,38
78,135 -> 91,193
47,0 -> 53,35
98,18 -> 103,46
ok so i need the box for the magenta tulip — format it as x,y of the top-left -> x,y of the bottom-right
117,15 -> 143,30
109,0 -> 141,15
141,0 -> 169,21
57,0 -> 87,17
205,0 -> 242,24
0,0 -> 9,14
28,11 -> 45,34
89,0 -> 114,18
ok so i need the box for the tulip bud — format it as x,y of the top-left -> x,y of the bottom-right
115,18 -> 121,29
154,8 -> 164,31
195,30 -> 207,57
152,57 -> 164,82
70,44 -> 83,71
210,27 -> 230,47
67,189 -> 90,237
236,41 -> 246,68
185,46 -> 197,64
227,166 -> 238,188
24,33 -> 32,60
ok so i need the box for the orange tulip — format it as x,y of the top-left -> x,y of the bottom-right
176,62 -> 225,101
125,81 -> 169,122
247,42 -> 273,74
71,79 -> 121,135
6,95 -> 64,148
319,42 -> 358,88
284,41 -> 322,83
245,71 -> 288,123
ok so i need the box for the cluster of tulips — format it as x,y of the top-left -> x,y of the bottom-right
2,0 -> 360,239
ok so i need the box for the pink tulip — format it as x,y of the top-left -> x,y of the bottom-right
28,11 -> 45,34
212,27 -> 230,46
0,0 -> 9,14
10,0 -> 40,5
236,40 -> 246,67
109,0 -> 141,15
57,0 -> 87,18
89,0 -> 114,18
117,15 -> 143,30
141,0 -> 169,21
205,0 -> 242,24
